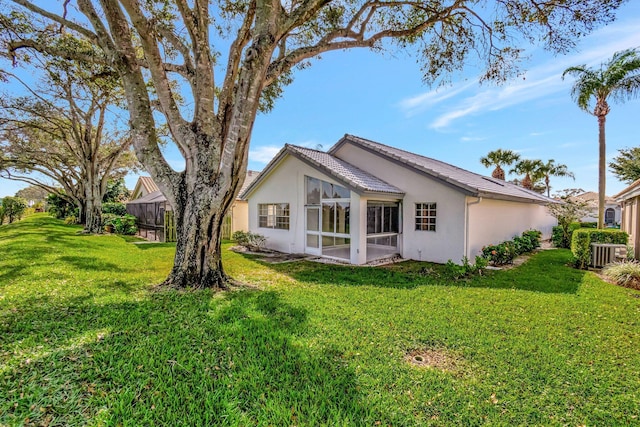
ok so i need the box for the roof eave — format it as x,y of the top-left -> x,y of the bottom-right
477,191 -> 558,205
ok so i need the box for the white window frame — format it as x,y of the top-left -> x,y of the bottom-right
415,202 -> 436,231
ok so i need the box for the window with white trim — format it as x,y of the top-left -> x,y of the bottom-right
258,203 -> 289,229
415,202 -> 436,231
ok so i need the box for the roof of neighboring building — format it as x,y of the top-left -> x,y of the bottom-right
575,191 -> 617,204
241,144 -> 405,198
239,170 -> 261,196
329,134 -> 556,204
130,172 -> 261,202
614,178 -> 640,201
126,190 -> 167,204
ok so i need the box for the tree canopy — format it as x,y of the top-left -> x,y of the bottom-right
2,0 -> 627,288
563,47 -> 640,228
0,54 -> 137,232
610,147 -> 640,185
480,149 -> 520,180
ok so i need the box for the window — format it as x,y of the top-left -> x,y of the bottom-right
415,203 -> 436,231
258,203 -> 289,229
367,202 -> 399,234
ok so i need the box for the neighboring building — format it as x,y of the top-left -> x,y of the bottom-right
127,172 -> 260,242
614,178 -> 640,259
130,176 -> 159,200
573,191 -> 621,225
241,134 -> 557,265
222,170 -> 260,239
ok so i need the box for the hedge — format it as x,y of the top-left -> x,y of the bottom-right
571,228 -> 628,269
552,222 -> 597,249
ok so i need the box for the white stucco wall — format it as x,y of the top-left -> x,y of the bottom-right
230,200 -> 249,233
334,143 -> 467,264
580,203 -> 622,224
466,197 -> 557,259
247,155 -> 360,259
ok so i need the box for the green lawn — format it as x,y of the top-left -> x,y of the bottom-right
1,214 -> 639,426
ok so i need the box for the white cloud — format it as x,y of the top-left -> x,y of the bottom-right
397,21 -> 640,130
460,136 -> 487,142
249,145 -> 282,163
398,81 -> 475,116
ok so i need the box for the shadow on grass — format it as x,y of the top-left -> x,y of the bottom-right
57,256 -> 127,272
1,290 -> 377,425
260,249 -> 585,294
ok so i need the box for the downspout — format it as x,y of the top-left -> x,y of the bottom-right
465,196 -> 482,260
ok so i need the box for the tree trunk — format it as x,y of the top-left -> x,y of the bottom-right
597,113 -> 607,229
84,174 -> 104,234
546,176 -> 551,197
161,182 -> 234,290
522,173 -> 533,190
492,165 -> 505,180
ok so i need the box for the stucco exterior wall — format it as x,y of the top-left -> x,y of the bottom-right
620,197 -> 640,259
466,198 -> 557,259
247,155 -> 358,257
334,143 -> 467,264
230,200 -> 249,233
580,203 -> 622,224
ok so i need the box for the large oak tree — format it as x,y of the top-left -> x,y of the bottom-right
3,0 -> 625,288
0,58 -> 136,233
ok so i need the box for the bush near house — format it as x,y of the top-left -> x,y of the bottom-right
232,230 -> 266,251
481,230 -> 542,266
552,222 -> 597,249
102,202 -> 128,216
102,213 -> 138,235
571,228 -> 628,269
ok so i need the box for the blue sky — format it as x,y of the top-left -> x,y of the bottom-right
2,2 -> 640,198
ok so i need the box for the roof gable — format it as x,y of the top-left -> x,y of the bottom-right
241,144 -> 404,199
614,178 -> 640,201
329,134 -> 557,204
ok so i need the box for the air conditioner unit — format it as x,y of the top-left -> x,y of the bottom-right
591,244 -> 626,268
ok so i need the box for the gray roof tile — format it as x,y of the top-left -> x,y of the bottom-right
286,145 -> 404,195
332,135 -> 557,204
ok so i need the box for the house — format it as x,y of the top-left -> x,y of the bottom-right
241,134 -> 557,264
614,178 -> 640,259
573,191 -> 621,225
127,171 -> 260,241
130,176 -> 159,200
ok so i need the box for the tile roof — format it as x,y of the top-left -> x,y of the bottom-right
126,190 -> 167,204
285,145 -> 404,195
240,170 -> 261,194
614,178 -> 640,201
139,176 -> 159,194
330,134 -> 557,204
575,191 -> 616,204
241,144 -> 404,198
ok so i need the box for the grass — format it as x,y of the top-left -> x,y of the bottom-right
1,214 -> 640,426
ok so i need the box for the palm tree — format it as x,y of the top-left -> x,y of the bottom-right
563,48 -> 640,228
480,149 -> 521,180
510,159 -> 544,191
539,159 -> 575,197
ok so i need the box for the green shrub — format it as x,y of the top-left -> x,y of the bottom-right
444,256 -> 489,280
64,216 -> 78,224
1,196 -> 28,223
571,228 -> 629,269
481,230 -> 541,266
603,261 -> 640,290
103,213 -> 138,235
552,222 -> 582,248
579,222 -> 598,228
232,231 -> 266,250
102,202 -> 127,216
481,241 -> 516,265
